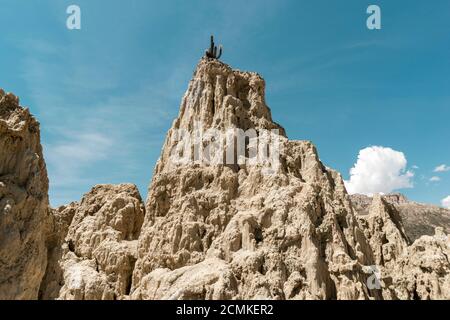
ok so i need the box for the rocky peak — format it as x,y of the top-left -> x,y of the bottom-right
130,59 -> 450,300
179,58 -> 285,134
357,194 -> 410,269
383,193 -> 409,205
130,60 -> 382,300
351,193 -> 450,241
156,58 -> 286,175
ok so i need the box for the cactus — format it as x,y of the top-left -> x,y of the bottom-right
205,35 -> 223,59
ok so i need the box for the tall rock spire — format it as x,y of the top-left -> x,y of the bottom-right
155,57 -> 286,175
130,58 -> 380,300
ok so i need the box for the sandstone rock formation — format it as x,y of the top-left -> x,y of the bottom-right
129,58 -> 450,300
1,58 -> 449,300
355,195 -> 410,299
391,227 -> 450,299
39,184 -> 145,300
130,58 -> 385,300
356,195 -> 450,300
356,194 -> 410,270
351,193 -> 450,241
39,203 -> 77,299
0,90 -> 50,299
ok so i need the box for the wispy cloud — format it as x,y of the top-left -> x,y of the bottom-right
434,164 -> 450,172
18,37 -> 188,206
45,132 -> 114,188
429,176 -> 441,182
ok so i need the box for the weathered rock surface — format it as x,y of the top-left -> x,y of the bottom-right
2,58 -> 449,300
0,90 -> 50,299
356,195 -> 450,300
356,195 -> 410,270
129,58 -> 450,300
131,58 -> 383,300
391,227 -> 450,300
39,184 -> 145,300
351,193 -> 450,242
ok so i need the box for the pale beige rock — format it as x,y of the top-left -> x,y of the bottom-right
41,184 -> 145,300
391,228 -> 450,300
38,203 -> 77,299
131,58 -> 380,300
357,195 -> 450,300
357,194 -> 410,270
0,90 -> 50,299
3,59 -> 449,300
130,58 -> 450,300
138,258 -> 238,300
57,251 -> 115,300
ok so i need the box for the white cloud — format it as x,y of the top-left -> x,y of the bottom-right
442,196 -> 450,209
429,176 -> 441,182
344,146 -> 414,195
17,38 -> 188,206
44,131 -> 114,189
412,165 -> 419,169
434,164 -> 450,172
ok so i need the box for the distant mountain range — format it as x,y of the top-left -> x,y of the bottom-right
351,193 -> 450,242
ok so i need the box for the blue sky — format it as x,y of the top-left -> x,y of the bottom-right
1,0 -> 449,207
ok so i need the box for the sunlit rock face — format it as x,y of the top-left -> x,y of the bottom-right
40,184 -> 145,300
130,58 -> 383,300
0,90 -> 50,299
2,58 -> 449,300
129,59 -> 449,300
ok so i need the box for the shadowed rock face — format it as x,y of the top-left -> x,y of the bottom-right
0,90 -> 50,299
351,193 -> 450,241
